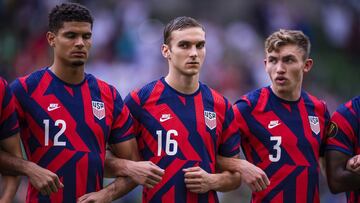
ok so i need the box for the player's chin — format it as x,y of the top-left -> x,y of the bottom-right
71,59 -> 86,67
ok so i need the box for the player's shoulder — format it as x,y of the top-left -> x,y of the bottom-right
132,79 -> 160,99
234,87 -> 266,110
301,90 -> 327,109
11,68 -> 47,93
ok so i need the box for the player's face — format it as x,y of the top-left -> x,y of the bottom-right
265,44 -> 313,100
162,27 -> 206,77
47,21 -> 92,67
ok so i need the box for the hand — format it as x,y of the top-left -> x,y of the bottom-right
127,161 -> 164,188
26,162 -> 64,196
77,190 -> 112,203
183,166 -> 214,194
239,160 -> 270,192
347,155 -> 360,174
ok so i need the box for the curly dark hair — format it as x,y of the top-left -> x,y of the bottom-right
48,2 -> 93,33
163,16 -> 204,45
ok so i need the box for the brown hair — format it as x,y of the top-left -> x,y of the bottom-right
163,16 -> 204,45
265,29 -> 311,60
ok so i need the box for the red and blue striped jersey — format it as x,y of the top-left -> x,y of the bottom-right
10,68 -> 134,203
234,86 -> 329,203
326,96 -> 360,203
0,77 -> 19,140
124,78 -> 240,203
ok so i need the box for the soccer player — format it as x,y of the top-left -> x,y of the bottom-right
0,77 -> 66,202
10,3 -> 153,202
218,29 -> 330,202
79,16 -> 251,203
325,95 -> 360,202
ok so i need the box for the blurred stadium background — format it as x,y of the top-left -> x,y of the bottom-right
1,0 -> 359,202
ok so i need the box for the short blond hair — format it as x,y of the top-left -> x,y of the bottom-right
265,29 -> 311,60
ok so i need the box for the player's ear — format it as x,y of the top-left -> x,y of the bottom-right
303,58 -> 313,73
46,31 -> 56,47
161,44 -> 171,60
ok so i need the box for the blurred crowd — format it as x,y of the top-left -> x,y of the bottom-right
1,0 -> 359,202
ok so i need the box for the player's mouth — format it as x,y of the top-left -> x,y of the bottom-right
275,76 -> 287,85
71,51 -> 86,57
186,61 -> 200,65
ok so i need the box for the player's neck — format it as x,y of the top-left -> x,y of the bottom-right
270,85 -> 301,101
49,63 -> 85,85
165,74 -> 199,95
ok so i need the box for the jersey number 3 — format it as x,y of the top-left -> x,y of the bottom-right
43,119 -> 67,146
269,136 -> 281,162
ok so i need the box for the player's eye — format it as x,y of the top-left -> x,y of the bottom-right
196,42 -> 205,49
64,32 -> 76,39
268,58 -> 277,64
83,33 -> 92,40
178,43 -> 188,49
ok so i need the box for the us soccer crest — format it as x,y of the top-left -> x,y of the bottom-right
308,116 -> 320,135
204,111 -> 216,130
92,101 -> 105,120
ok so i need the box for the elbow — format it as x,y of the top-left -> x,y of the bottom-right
327,177 -> 346,194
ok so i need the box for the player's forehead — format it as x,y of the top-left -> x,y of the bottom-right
58,21 -> 92,34
169,27 -> 205,44
266,44 -> 304,58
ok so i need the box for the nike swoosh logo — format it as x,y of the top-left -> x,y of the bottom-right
268,123 -> 281,129
160,117 -> 171,122
47,106 -> 61,111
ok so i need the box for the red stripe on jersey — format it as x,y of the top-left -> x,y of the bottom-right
298,98 -> 321,161
178,95 -> 186,105
255,92 -> 309,166
314,183 -> 320,203
307,94 -> 327,141
270,191 -> 283,203
130,90 -> 141,106
256,165 -> 296,199
19,75 -> 29,93
47,149 -> 76,172
235,105 -> 269,167
144,81 -> 200,161
208,191 -> 216,203
256,88 -> 270,111
220,106 -> 239,150
187,190 -> 198,203
24,112 -> 51,162
0,96 -> 14,124
345,100 -> 356,116
96,173 -> 101,191
76,154 -> 88,198
81,82 -> 105,152
145,159 -> 187,201
31,72 -> 89,152
99,81 -> 114,127
139,125 -> 165,164
281,103 -> 291,112
211,90 -> 226,140
295,168 -> 308,203
50,177 -> 64,203
162,186 -> 175,203
64,86 -> 74,97
194,91 -> 215,170
327,137 -> 351,151
333,112 -> 356,141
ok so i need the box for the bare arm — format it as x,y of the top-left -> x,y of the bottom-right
0,134 -> 22,202
105,139 -> 164,188
217,155 -> 269,192
77,176 -> 137,203
0,133 -> 63,196
325,150 -> 360,193
183,166 -> 241,193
